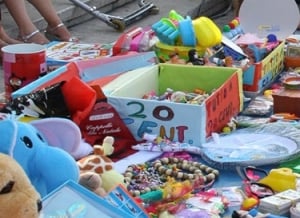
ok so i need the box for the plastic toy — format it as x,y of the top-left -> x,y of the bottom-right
178,16 -> 196,47
241,196 -> 259,211
222,18 -> 244,40
152,18 -> 179,45
258,168 -> 297,192
0,118 -> 80,197
0,153 -> 42,218
165,52 -> 186,64
187,49 -> 205,65
192,16 -> 222,48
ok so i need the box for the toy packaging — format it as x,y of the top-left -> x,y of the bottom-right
258,189 -> 300,216
46,41 -> 113,71
41,180 -> 135,218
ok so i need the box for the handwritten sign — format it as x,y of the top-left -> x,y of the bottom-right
205,73 -> 241,136
108,97 -> 205,145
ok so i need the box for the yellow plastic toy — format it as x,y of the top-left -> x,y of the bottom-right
258,168 -> 296,192
192,16 -> 222,48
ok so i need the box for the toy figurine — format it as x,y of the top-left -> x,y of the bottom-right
187,49 -> 205,65
166,52 -> 186,64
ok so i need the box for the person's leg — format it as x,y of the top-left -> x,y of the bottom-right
0,9 -> 20,44
3,0 -> 49,44
232,0 -> 243,17
28,0 -> 75,41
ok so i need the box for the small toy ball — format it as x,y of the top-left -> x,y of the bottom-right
228,22 -> 236,29
231,18 -> 240,26
223,24 -> 231,32
267,34 -> 277,42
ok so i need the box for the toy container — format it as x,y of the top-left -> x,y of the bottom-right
154,41 -> 206,62
243,41 -> 285,97
102,64 -> 243,145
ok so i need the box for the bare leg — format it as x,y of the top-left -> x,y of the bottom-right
0,10 -> 20,44
28,0 -> 73,41
232,0 -> 243,17
3,0 -> 49,44
0,25 -> 20,44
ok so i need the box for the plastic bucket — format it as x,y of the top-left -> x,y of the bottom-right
2,43 -> 47,100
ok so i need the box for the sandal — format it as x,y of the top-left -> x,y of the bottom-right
44,23 -> 79,42
19,30 -> 50,44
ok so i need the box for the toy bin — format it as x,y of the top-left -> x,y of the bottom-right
102,64 -> 243,146
243,41 -> 285,97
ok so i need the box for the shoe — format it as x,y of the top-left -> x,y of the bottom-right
44,23 -> 79,42
19,29 -> 50,44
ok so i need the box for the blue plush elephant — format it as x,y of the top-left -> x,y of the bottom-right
0,118 -> 81,197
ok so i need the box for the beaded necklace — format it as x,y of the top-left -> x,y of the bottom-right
123,157 -> 219,197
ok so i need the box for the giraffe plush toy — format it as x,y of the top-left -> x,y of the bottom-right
77,136 -> 126,192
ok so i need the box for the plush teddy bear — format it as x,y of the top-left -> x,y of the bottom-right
0,153 -> 42,218
0,118 -> 91,197
77,136 -> 127,193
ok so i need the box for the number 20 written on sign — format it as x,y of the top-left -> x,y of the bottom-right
123,101 -> 190,143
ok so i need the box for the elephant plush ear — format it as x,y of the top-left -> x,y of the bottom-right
0,119 -> 17,156
30,118 -> 93,159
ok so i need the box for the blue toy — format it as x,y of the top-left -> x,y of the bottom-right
0,118 -> 83,197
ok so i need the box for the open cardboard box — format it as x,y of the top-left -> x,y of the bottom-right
242,41 -> 285,97
102,63 -> 244,145
12,51 -> 158,99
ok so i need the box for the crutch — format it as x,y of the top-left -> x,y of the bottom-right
68,0 -> 159,32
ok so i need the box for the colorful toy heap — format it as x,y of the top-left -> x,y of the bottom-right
152,10 -> 222,61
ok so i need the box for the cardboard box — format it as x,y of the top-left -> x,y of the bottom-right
272,89 -> 300,117
102,64 -> 243,145
12,51 -> 158,99
243,40 -> 285,97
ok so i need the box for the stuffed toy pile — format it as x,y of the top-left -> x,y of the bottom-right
0,153 -> 42,218
0,117 -> 94,197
